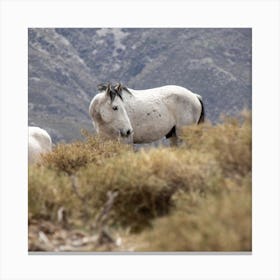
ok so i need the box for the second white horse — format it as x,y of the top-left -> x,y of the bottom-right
29,126 -> 52,164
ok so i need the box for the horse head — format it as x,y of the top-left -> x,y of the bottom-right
89,82 -> 133,143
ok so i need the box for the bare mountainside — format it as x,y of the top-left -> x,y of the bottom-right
28,28 -> 252,142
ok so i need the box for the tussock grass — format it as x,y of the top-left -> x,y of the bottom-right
28,112 -> 252,251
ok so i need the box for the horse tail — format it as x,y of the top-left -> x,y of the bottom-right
195,94 -> 205,124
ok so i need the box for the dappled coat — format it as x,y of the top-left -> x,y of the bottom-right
89,83 -> 204,144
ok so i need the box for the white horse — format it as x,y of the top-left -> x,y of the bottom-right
28,126 -> 52,164
89,83 -> 204,145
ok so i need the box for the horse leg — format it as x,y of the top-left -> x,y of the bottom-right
169,135 -> 179,146
170,126 -> 186,147
165,126 -> 182,147
166,126 -> 177,146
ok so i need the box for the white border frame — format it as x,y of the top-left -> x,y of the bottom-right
1,0 -> 279,279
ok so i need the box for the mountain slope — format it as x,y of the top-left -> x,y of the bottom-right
28,28 -> 251,142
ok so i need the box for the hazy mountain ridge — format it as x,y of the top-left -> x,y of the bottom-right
28,28 -> 251,142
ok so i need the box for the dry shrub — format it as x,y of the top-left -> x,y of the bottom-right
76,148 -> 222,232
41,142 -> 91,175
41,132 -> 131,175
77,149 -> 177,232
28,166 -> 81,223
181,111 -> 252,178
134,179 -> 252,251
28,112 -> 252,250
29,147 -> 222,232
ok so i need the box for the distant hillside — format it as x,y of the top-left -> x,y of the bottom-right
28,28 -> 251,142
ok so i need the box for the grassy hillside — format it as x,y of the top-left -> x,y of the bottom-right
28,112 -> 251,252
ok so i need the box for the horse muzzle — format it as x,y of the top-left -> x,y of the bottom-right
120,129 -> 133,138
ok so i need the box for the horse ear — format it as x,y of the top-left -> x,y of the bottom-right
106,84 -> 111,96
98,84 -> 107,92
106,84 -> 116,101
114,83 -> 122,93
114,82 -> 131,95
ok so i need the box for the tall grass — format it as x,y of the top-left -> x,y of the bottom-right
28,112 -> 252,251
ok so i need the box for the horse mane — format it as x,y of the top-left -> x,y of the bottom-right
97,82 -> 131,102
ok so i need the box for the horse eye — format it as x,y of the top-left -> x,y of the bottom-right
112,106 -> 118,111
